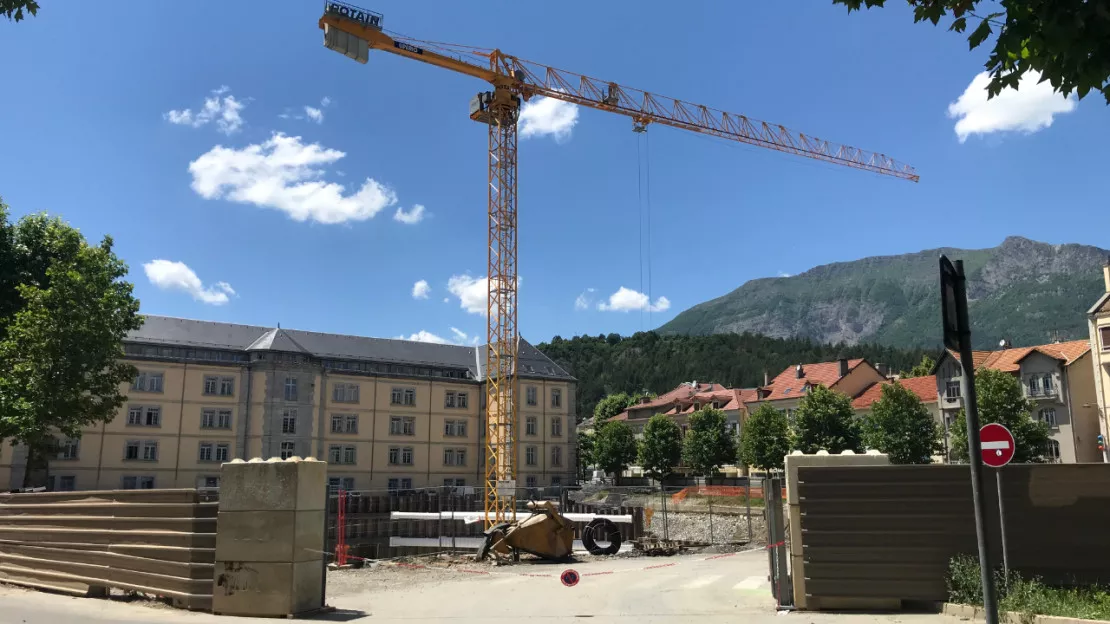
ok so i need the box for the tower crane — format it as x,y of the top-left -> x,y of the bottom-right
318,1 -> 919,528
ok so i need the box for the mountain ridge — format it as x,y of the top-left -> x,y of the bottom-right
658,236 -> 1109,349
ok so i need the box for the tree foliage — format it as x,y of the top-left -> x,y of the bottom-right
793,385 -> 863,454
1,0 -> 37,21
862,382 -> 941,464
593,392 -> 632,423
638,414 -> 683,480
576,430 -> 595,480
834,0 -> 1110,103
739,402 -> 792,471
538,332 -> 930,421
0,200 -> 143,485
682,407 -> 737,476
592,421 -> 638,477
949,368 -> 1051,463
902,354 -> 936,378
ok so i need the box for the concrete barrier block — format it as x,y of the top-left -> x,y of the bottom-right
293,510 -> 325,563
785,451 -> 889,505
214,511 -> 296,562
791,553 -> 807,610
218,460 -> 299,512
212,561 -> 293,617
788,503 -> 803,557
292,560 -> 324,614
294,461 -> 327,512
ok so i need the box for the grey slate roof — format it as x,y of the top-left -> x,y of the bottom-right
127,315 -> 573,381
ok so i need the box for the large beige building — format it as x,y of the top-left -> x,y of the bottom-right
1087,258 -> 1110,462
0,316 -> 577,492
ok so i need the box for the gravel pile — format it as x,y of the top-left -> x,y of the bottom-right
646,510 -> 768,546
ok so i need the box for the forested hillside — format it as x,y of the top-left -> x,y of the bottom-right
537,332 -> 932,420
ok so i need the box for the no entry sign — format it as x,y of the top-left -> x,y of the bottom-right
980,423 -> 1015,468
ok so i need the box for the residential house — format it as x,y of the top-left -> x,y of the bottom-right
1087,258 -> 1110,462
933,339 -> 1099,463
0,316 -> 577,492
611,382 -> 761,439
762,358 -> 887,423
851,375 -> 943,459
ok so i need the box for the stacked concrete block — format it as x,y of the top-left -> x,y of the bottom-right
784,449 -> 889,611
212,457 -> 327,617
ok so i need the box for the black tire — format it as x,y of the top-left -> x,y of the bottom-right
582,518 -> 622,556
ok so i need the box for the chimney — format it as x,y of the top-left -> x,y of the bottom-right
875,362 -> 888,378
838,357 -> 849,378
763,370 -> 770,387
1104,256 -> 1110,293
795,364 -> 804,379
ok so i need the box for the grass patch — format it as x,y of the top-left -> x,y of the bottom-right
948,554 -> 1110,621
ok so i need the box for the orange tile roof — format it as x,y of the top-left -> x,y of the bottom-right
948,340 -> 1090,373
613,382 -> 730,421
763,359 -> 865,402
852,375 -> 938,409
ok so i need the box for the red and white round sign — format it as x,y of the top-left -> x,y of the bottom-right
980,423 -> 1016,468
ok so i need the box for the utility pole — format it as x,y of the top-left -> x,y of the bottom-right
940,255 -> 999,624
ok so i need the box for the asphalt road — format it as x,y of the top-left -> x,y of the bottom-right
0,550 -> 954,624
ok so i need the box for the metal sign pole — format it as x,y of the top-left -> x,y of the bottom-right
941,255 -> 1000,624
996,468 -> 1009,585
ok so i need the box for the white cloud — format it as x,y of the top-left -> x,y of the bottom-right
188,132 -> 408,225
574,288 -> 596,311
778,271 -> 792,278
394,204 -> 426,225
412,279 -> 430,299
143,259 -> 236,305
449,327 -> 480,345
947,70 -> 1077,143
447,273 -> 521,315
321,96 -> 332,107
397,330 -> 450,344
519,94 -> 579,142
597,287 -> 670,313
165,86 -> 245,135
304,106 -> 324,124
443,297 -> 449,303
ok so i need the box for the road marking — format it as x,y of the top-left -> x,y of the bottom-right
682,574 -> 723,589
734,576 -> 765,590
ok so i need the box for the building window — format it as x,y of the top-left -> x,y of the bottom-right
279,440 -> 296,460
216,443 -> 230,462
389,416 -> 416,436
203,376 -> 234,396
142,441 -> 158,461
388,447 -> 414,465
199,442 -> 213,462
445,391 -> 468,409
127,405 -> 161,427
444,419 -> 468,437
388,477 -> 413,492
219,377 -> 234,396
1039,408 -> 1058,428
125,440 -> 158,461
551,389 -> 562,408
1045,439 -> 1061,463
58,438 -> 79,460
551,446 -> 563,467
331,413 -> 359,434
284,408 -> 301,433
1101,326 -> 1110,351
444,478 -> 465,487
526,386 -> 537,406
122,476 -> 155,490
551,417 -> 563,437
132,372 -> 164,393
526,446 -> 537,466
525,476 -> 537,488
1042,374 -> 1055,394
443,448 -> 466,466
1028,375 -> 1041,396
526,416 -> 537,436
202,408 -> 233,429
332,382 -> 359,403
551,476 -> 562,486
329,445 -> 357,464
328,477 -> 356,492
945,380 -> 961,399
284,377 -> 298,401
201,476 -> 220,489
58,476 -> 76,491
391,387 -> 417,406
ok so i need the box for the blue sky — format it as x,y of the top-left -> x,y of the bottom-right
2,1 -> 1107,346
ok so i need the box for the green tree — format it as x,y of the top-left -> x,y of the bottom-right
682,407 -> 737,476
593,392 -> 632,423
902,354 -> 936,378
592,421 -> 638,477
739,403 -> 792,472
576,430 -> 595,480
1,0 -> 38,21
834,0 -> 1110,103
862,383 -> 941,464
949,368 -> 1051,463
0,201 -> 143,486
793,385 -> 863,454
638,414 -> 683,480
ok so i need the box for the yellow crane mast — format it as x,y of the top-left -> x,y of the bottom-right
317,1 -> 919,528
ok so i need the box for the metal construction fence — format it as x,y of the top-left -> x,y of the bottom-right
324,479 -> 776,561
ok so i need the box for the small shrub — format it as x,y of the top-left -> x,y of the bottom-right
946,555 -> 1110,621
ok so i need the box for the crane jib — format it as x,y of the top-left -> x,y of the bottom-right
394,41 -> 424,55
325,1 -> 382,29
